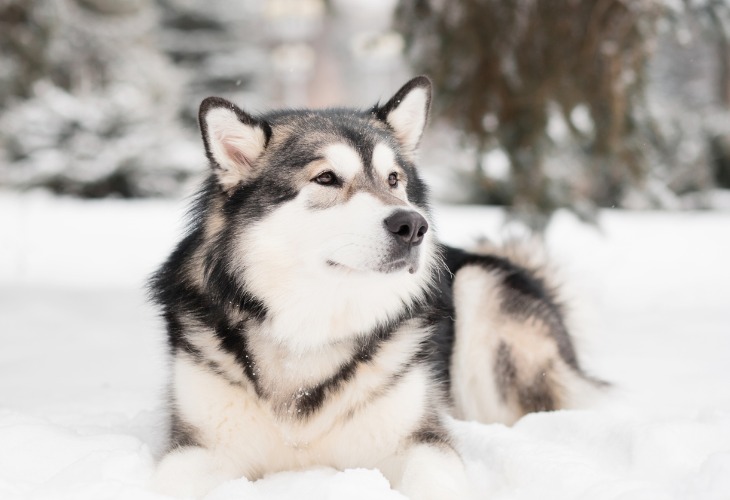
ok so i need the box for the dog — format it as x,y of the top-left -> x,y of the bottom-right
149,76 -> 601,499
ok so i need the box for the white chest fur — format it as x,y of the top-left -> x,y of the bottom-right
172,348 -> 431,479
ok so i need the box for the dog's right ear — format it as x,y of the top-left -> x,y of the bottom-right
199,97 -> 271,191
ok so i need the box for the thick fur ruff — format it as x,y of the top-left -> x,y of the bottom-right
149,77 -> 601,499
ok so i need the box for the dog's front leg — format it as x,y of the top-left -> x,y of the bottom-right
383,442 -> 476,500
151,446 -> 242,498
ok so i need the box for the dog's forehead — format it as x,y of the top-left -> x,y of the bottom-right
266,110 -> 399,172
321,143 -> 362,178
372,143 -> 397,177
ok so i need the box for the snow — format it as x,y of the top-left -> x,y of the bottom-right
1,191 -> 730,499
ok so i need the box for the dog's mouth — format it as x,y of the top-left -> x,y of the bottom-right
326,255 -> 420,275
382,246 -> 421,274
326,260 -> 355,272
378,258 -> 419,274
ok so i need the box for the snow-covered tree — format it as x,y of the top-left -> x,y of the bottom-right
0,0 -> 204,197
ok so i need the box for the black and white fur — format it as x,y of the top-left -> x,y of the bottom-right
149,76 -> 600,499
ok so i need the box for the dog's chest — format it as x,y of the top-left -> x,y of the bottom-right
173,348 -> 433,476
172,311 -> 437,476
231,317 -> 428,434
247,331 -> 357,413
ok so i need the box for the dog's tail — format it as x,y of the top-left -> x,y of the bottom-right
445,238 -> 608,425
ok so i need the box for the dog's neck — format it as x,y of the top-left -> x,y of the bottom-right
242,266 -> 431,354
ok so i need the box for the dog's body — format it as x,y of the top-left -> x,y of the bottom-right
150,77 -> 599,499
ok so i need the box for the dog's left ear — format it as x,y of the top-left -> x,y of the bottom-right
374,76 -> 432,155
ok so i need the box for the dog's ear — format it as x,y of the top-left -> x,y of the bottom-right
199,97 -> 271,191
374,76 -> 432,155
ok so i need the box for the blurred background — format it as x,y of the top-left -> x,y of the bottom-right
2,0 -> 730,228
2,6 -> 730,496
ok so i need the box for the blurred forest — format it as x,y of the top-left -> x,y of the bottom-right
1,0 -> 730,227
398,0 -> 730,226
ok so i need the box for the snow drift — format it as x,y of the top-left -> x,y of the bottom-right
1,193 -> 729,499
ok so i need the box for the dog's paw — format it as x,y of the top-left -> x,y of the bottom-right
151,447 -> 238,498
396,444 -> 477,500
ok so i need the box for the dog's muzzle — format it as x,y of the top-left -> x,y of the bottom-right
382,210 -> 428,274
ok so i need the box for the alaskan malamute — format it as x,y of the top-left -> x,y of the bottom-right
150,76 -> 600,499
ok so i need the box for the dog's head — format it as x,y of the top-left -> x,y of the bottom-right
196,77 -> 439,345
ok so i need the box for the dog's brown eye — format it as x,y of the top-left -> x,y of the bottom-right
314,171 -> 339,186
388,172 -> 399,188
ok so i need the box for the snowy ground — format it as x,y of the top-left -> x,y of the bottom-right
1,192 -> 729,500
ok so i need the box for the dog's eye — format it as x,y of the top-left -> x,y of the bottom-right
388,172 -> 399,188
314,171 -> 339,186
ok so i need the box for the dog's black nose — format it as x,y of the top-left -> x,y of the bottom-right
384,210 -> 429,247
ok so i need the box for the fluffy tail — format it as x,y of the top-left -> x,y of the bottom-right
445,240 -> 607,425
